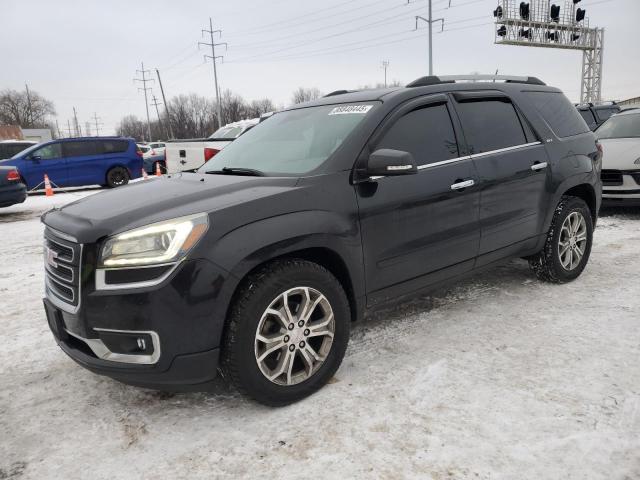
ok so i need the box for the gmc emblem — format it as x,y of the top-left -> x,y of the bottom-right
44,246 -> 59,268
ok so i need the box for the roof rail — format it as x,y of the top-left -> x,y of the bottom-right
324,90 -> 352,98
407,74 -> 546,88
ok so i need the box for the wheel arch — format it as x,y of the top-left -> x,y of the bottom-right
563,183 -> 597,224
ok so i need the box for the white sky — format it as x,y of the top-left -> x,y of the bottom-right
1,0 -> 638,135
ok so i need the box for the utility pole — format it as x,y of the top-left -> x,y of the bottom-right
381,60 -> 390,87
85,122 -> 92,137
55,119 -> 62,139
151,95 -> 166,140
412,0 -> 449,75
134,62 -> 154,141
66,120 -> 73,137
72,107 -> 81,137
155,69 -> 174,139
199,18 -> 227,129
24,83 -> 33,126
92,112 -> 103,136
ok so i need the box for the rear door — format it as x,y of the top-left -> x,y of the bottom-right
25,142 -> 66,187
356,95 -> 480,304
63,140 -> 103,186
451,92 -> 551,260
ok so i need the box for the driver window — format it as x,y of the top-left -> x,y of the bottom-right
32,143 -> 62,160
376,103 -> 459,166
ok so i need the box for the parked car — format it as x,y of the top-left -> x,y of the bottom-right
0,166 -> 27,207
164,119 -> 259,173
41,75 -> 601,406
596,109 -> 640,206
576,102 -> 621,131
0,137 -> 143,189
0,140 -> 37,160
141,142 -> 167,174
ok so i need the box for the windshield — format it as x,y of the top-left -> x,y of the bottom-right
199,103 -> 376,176
596,113 -> 640,139
209,126 -> 245,139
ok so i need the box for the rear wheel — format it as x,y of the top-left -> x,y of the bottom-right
106,167 -> 129,188
528,195 -> 593,283
221,259 -> 350,406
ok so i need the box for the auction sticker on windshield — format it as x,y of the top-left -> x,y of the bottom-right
328,105 -> 373,115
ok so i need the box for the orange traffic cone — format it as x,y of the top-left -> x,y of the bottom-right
44,174 -> 54,197
142,168 -> 148,180
155,162 -> 162,177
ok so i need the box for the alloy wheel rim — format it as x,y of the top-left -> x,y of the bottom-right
558,211 -> 587,271
254,286 -> 335,386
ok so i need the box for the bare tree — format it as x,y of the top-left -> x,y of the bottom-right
291,87 -> 322,105
246,98 -> 276,118
0,88 -> 56,127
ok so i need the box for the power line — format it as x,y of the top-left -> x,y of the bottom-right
92,112 -> 103,136
199,17 -> 226,127
134,61 -> 154,142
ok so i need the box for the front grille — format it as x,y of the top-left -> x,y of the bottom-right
44,230 -> 81,308
601,170 -> 623,186
631,172 -> 640,186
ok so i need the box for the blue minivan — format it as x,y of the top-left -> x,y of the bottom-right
0,137 -> 143,189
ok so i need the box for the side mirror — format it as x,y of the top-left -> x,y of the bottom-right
367,149 -> 418,177
30,155 -> 42,162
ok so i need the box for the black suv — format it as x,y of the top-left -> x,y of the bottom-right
42,75 -> 602,405
576,102 -> 621,131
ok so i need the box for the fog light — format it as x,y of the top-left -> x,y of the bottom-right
98,331 -> 154,355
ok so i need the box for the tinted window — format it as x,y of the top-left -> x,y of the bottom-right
595,107 -> 619,122
596,113 -> 640,139
31,143 -> 62,160
0,143 -> 33,159
63,141 -> 99,158
579,109 -> 596,125
455,99 -> 527,154
101,140 -> 128,153
524,91 -> 590,138
376,104 -> 458,165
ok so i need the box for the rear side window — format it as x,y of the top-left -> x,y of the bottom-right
524,91 -> 590,138
63,141 -> 99,158
455,99 -> 527,154
579,109 -> 596,125
100,140 -> 129,154
376,103 -> 459,165
0,143 -> 32,158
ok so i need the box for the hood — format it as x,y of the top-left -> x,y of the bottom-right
42,173 -> 299,244
598,138 -> 640,170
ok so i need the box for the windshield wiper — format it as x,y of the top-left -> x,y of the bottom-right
205,167 -> 265,177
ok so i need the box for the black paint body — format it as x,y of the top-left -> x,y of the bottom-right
42,81 -> 602,389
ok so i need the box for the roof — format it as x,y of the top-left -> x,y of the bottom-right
286,74 -> 559,111
0,125 -> 23,140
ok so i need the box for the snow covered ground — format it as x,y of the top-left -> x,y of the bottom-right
1,191 -> 639,480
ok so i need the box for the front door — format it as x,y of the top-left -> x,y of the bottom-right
355,96 -> 480,305
25,142 -> 66,188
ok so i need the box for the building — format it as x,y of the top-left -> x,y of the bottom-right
0,125 -> 23,140
21,128 -> 52,142
619,96 -> 640,110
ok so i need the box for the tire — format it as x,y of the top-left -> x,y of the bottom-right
106,166 -> 130,188
221,259 -> 351,406
528,195 -> 594,283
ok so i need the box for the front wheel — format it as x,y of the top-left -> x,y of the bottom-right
221,259 -> 350,406
528,195 -> 594,283
106,167 -> 130,188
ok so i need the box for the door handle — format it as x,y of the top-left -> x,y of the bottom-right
450,179 -> 474,190
531,162 -> 548,171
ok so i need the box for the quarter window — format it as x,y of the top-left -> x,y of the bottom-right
455,99 -> 527,154
524,91 -> 590,138
101,140 -> 128,153
579,109 -> 596,125
376,103 -> 459,165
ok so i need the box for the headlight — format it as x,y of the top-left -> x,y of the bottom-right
635,157 -> 640,165
99,213 -> 209,268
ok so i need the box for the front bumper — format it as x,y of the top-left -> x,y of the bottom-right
0,183 -> 27,207
602,172 -> 640,205
43,236 -> 237,390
